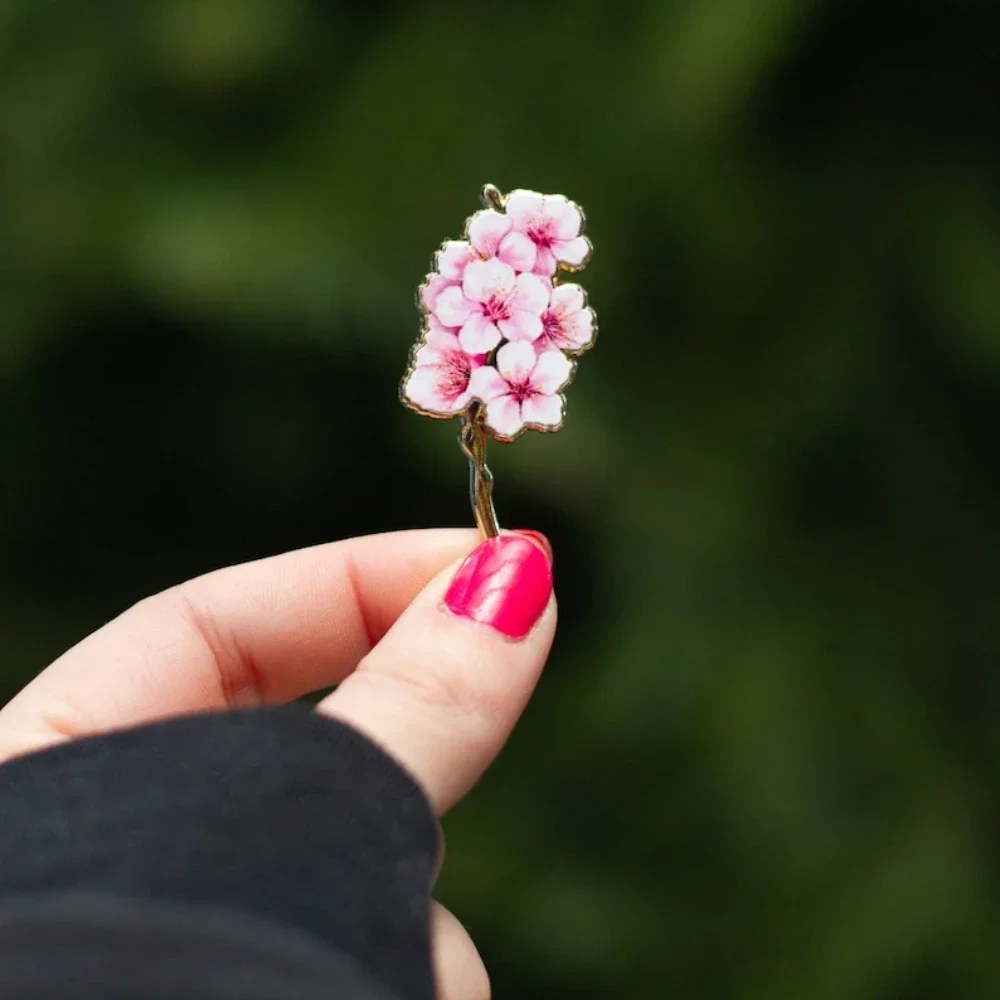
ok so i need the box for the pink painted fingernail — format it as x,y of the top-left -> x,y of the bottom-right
444,535 -> 553,639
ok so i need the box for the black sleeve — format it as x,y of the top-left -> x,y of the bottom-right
0,705 -> 442,1000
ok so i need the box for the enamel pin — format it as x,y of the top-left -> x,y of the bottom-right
401,184 -> 595,538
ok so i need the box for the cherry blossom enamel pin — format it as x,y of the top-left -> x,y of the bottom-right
401,183 -> 595,538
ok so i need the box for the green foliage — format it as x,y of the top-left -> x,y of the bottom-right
2,2 -> 999,996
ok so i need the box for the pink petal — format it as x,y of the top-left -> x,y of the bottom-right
549,282 -> 585,314
495,340 -> 537,382
512,272 -> 550,314
496,231 -> 536,272
437,241 -> 477,280
530,350 -> 573,394
425,316 -> 461,347
404,367 -> 455,414
567,306 -> 596,350
543,196 -> 583,240
468,365 -> 509,403
462,257 -> 515,303
532,246 -> 558,277
485,395 -> 524,439
434,286 -> 477,328
459,312 -> 502,354
420,273 -> 452,313
412,342 -> 446,367
505,189 -> 545,231
554,236 -> 591,268
467,209 -> 511,257
521,393 -> 564,428
499,311 -> 542,342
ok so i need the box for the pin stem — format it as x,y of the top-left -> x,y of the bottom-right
459,403 -> 500,539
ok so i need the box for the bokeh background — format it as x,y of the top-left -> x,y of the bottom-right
2,1 -> 999,996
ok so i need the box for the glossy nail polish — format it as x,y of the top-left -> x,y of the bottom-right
513,529 -> 554,564
444,535 -> 553,639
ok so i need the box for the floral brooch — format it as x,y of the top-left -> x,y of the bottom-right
401,184 -> 596,538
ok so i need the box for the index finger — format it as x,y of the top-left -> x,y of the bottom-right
0,529 -> 478,759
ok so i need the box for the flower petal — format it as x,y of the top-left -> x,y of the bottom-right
554,236 -> 591,268
434,285 -> 477,327
437,241 -> 477,280
521,393 -> 564,428
500,311 -> 542,342
497,231 -> 536,272
425,316 -> 461,347
505,189 -> 544,231
412,342 -> 446,367
512,272 -> 550,314
420,273 -> 453,313
467,209 -> 511,257
543,196 -> 582,240
459,312 -> 502,354
549,282 -> 585,313
532,246 -> 558,277
485,395 -> 524,439
462,257 -> 515,303
468,365 -> 508,403
566,306 -> 596,351
404,367 -> 454,414
530,350 -> 573,393
496,340 -> 537,382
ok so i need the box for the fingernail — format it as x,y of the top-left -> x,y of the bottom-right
444,535 -> 553,639
512,529 -> 554,565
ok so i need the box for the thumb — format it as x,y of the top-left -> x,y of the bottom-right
318,532 -> 555,814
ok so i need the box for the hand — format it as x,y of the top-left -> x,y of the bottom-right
0,528 -> 557,1000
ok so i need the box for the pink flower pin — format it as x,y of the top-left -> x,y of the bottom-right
505,189 -> 591,277
468,340 -> 574,440
402,319 -> 486,415
433,258 -> 550,354
536,283 -> 596,354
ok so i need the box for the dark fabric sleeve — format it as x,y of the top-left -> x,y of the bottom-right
0,705 -> 442,1000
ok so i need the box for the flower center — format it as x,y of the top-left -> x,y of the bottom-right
541,309 -> 564,343
527,220 -> 554,248
509,379 -> 535,403
481,294 -> 511,323
441,351 -> 472,399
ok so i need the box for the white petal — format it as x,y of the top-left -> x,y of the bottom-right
496,340 -> 537,382
512,272 -> 550,314
550,282 -> 585,313
554,235 -> 591,268
420,273 -> 452,313
566,307 -> 595,350
499,311 -> 542,342
532,246 -> 558,277
521,393 -> 564,428
434,286 -> 477,327
505,189 -> 544,231
543,196 -> 583,240
425,316 -> 461,347
404,368 -> 452,413
485,395 -> 524,439
497,231 -> 536,272
437,240 -> 476,280
459,312 -> 502,353
530,350 -> 573,393
462,257 -> 515,303
412,342 -> 446,367
468,365 -> 508,403
467,209 -> 511,256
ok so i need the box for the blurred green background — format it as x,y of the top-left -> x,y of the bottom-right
2,1 -> 999,996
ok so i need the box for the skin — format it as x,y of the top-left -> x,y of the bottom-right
0,528 -> 558,1000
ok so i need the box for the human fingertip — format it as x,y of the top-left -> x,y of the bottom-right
510,529 -> 553,565
443,535 -> 552,640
